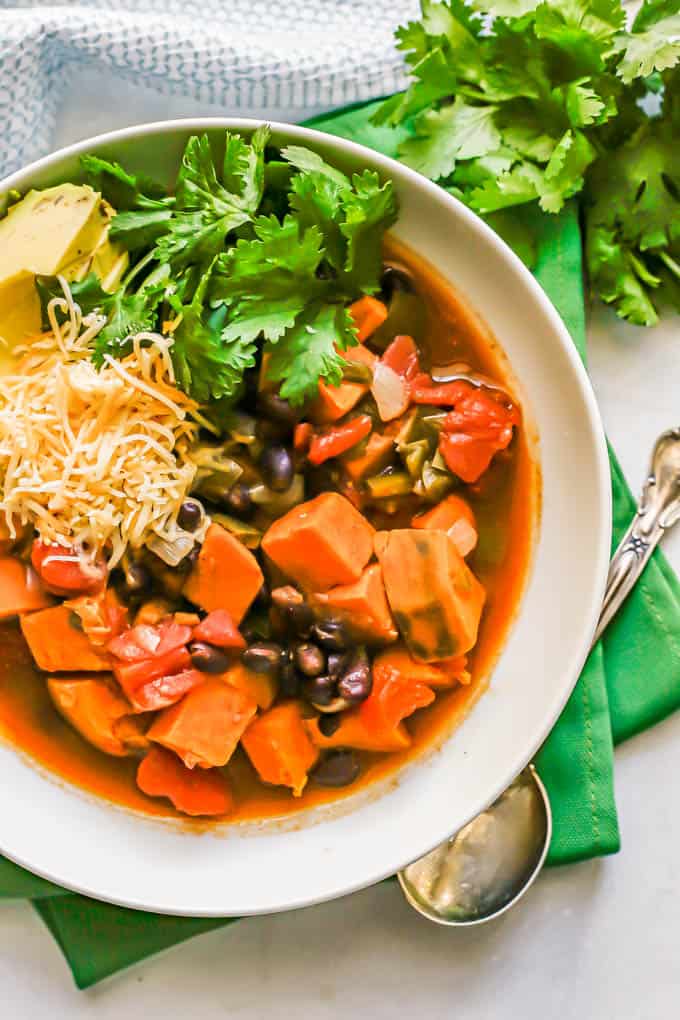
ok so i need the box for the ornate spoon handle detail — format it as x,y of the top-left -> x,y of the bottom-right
592,428 -> 680,646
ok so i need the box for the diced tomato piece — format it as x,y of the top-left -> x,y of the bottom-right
113,646 -> 191,702
108,620 -> 192,662
294,422 -> 314,454
439,385 -> 519,483
31,540 -> 107,596
137,747 -> 233,817
360,662 -> 436,734
411,379 -> 472,406
192,610 -> 245,650
308,415 -> 372,467
381,334 -> 420,382
133,668 -> 206,712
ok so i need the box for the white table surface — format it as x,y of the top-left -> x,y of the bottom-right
3,64 -> 680,1019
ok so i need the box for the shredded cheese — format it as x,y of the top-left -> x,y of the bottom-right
0,280 -> 208,566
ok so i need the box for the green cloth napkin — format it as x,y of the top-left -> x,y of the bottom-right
2,99 -> 680,988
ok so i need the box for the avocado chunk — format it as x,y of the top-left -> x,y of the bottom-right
0,185 -> 129,364
0,270 -> 41,370
0,184 -> 109,280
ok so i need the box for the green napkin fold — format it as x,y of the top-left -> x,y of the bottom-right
2,99 -> 680,988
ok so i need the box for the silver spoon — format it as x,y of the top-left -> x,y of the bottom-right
399,427 -> 680,926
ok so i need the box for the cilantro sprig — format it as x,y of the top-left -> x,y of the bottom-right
67,129 -> 397,407
374,0 -> 680,325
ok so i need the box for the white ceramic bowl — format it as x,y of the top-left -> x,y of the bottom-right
0,120 -> 610,916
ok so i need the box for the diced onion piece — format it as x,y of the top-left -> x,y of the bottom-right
371,362 -> 410,422
448,518 -> 477,557
147,531 -> 196,567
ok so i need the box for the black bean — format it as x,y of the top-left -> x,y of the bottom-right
253,582 -> 270,609
312,750 -> 360,788
294,642 -> 326,677
287,602 -> 314,637
122,561 -> 152,596
312,619 -> 349,651
380,263 -> 415,302
224,481 -> 253,517
258,392 -> 299,427
242,641 -> 284,675
317,713 -> 341,738
259,445 -> 294,492
302,674 -> 336,707
271,586 -> 313,636
278,658 -> 301,698
326,651 -> 349,678
337,648 -> 372,705
189,641 -> 230,674
177,500 -> 202,532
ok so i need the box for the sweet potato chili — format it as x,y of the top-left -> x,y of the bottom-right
0,133 -> 534,820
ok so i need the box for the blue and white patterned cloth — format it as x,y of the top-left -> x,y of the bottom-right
0,0 -> 418,177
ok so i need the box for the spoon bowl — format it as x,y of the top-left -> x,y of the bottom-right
398,765 -> 551,926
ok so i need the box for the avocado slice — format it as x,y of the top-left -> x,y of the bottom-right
0,270 -> 40,371
0,185 -> 129,364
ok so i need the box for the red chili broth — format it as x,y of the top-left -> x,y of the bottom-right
0,235 -> 538,824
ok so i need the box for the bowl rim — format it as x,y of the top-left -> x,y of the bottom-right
0,117 -> 612,915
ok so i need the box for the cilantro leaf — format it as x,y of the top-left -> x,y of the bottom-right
616,6 -> 680,84
80,154 -> 168,210
211,215 -> 326,343
340,170 -> 399,293
36,273 -> 110,329
585,222 -> 660,325
170,264 -> 257,402
81,154 -> 174,251
283,150 -> 397,294
469,164 -> 544,213
265,303 -> 358,405
289,172 -> 348,270
584,110 -> 680,324
156,130 -> 269,273
91,285 -> 165,368
279,146 -> 350,188
399,100 -> 502,180
108,207 -> 174,251
539,129 -> 596,212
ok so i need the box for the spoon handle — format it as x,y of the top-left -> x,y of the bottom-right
592,428 -> 680,647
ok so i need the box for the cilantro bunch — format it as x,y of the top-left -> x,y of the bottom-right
57,128 -> 396,406
374,0 -> 680,325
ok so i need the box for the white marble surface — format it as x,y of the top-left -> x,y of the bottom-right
3,63 -> 680,1018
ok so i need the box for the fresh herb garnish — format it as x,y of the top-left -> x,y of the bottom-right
77,130 -> 397,406
374,0 -> 680,324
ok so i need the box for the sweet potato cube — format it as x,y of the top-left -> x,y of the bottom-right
137,746 -> 233,817
349,296 -> 388,341
241,702 -> 318,796
221,662 -> 277,709
261,492 -> 375,592
47,674 -> 132,756
305,713 -> 411,753
341,432 -> 394,482
21,604 -> 110,672
309,346 -> 377,425
311,564 -> 397,644
0,557 -> 52,619
183,523 -> 264,622
147,678 -> 257,769
373,645 -> 460,690
375,529 -> 486,660
412,494 -> 478,557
